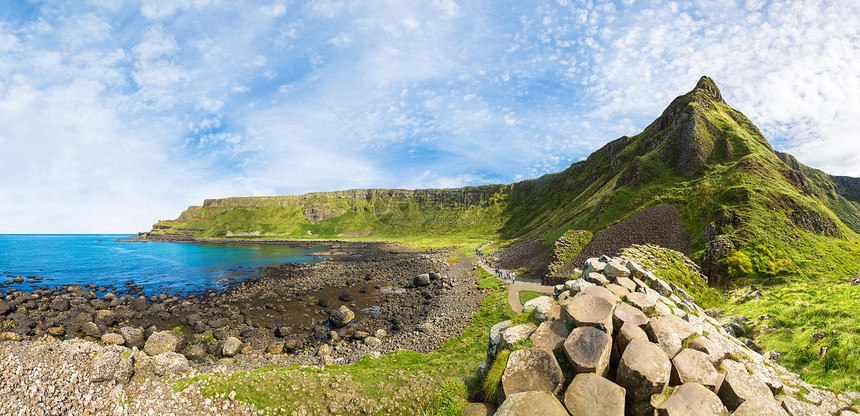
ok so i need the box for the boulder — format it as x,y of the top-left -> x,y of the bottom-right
414,273 -> 431,287
645,317 -> 683,359
625,292 -> 658,314
716,370 -> 774,411
364,336 -> 382,347
613,302 -> 649,329
568,279 -> 595,295
0,301 -> 13,316
664,382 -> 728,416
462,403 -> 497,416
82,322 -> 101,338
732,398 -> 789,416
90,346 -> 134,383
522,296 -> 555,322
581,285 -> 622,304
617,322 -> 649,355
651,278 -> 673,296
500,348 -> 564,401
487,320 -> 513,360
329,305 -> 355,328
670,348 -> 720,389
50,298 -> 70,312
583,258 -> 606,275
563,326 -> 612,376
499,324 -> 536,349
606,283 -> 631,298
603,260 -> 631,280
101,333 -> 125,346
119,327 -> 144,349
530,320 -> 568,351
778,394 -> 826,416
583,272 -> 610,286
139,352 -> 190,376
688,335 -> 729,365
266,343 -> 285,354
564,372 -> 625,416
495,391 -> 568,416
185,343 -> 207,360
563,293 -> 616,332
616,277 -> 637,293
616,339 -> 671,402
222,336 -> 242,357
144,331 -> 181,356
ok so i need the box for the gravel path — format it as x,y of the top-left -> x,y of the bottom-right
477,244 -> 554,313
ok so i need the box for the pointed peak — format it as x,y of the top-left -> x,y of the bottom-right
693,75 -> 724,104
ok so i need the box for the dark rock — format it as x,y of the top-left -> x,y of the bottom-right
318,298 -> 330,307
339,291 -> 353,302
50,298 -> 70,312
212,329 -> 226,341
129,296 -> 148,312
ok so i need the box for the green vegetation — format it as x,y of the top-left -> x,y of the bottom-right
152,77 -> 860,393
621,244 -> 722,308
716,276 -> 860,392
476,268 -> 504,289
518,290 -> 548,306
176,285 -> 516,415
547,230 -> 592,276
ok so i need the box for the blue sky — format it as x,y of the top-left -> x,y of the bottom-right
1,0 -> 859,233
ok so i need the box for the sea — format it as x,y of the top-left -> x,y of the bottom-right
0,234 -> 325,297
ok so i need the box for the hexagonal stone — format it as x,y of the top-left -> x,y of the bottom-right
583,258 -> 606,275
625,292 -> 658,314
689,335 -> 729,365
733,398 -> 789,416
462,403 -> 497,416
655,314 -> 698,341
496,391 -> 568,416
616,277 -> 637,293
499,324 -> 537,349
523,296 -> 555,322
583,272 -> 610,286
530,320 -> 568,352
606,283 -> 630,298
671,348 -> 720,389
645,317 -> 683,359
616,339 -> 671,402
564,373 -> 625,416
716,370 -> 773,411
500,348 -> 564,401
748,362 -> 785,394
564,326 -> 612,376
582,285 -> 622,304
563,293 -> 616,332
617,322 -> 649,355
603,260 -> 631,280
613,302 -> 649,329
778,394 -> 826,416
664,382 -> 729,416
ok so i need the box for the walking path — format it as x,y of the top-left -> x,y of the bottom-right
476,243 -> 555,313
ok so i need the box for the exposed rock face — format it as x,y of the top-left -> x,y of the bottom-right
465,255 -> 856,416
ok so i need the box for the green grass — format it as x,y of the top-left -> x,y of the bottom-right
716,276 -> 860,392
476,268 -> 504,289
518,290 -> 548,306
621,245 -> 723,308
175,286 -> 516,415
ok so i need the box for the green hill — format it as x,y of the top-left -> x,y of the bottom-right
142,76 -> 860,284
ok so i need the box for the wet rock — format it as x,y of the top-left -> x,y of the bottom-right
564,326 -> 612,376
329,306 -> 355,328
0,301 -> 12,316
82,322 -> 101,338
564,372 -> 625,416
128,296 -> 148,312
318,298 -> 330,307
46,326 -> 65,337
50,298 -> 70,312
144,331 -> 181,356
495,391 -> 568,416
500,348 -> 564,401
338,291 -> 353,302
185,343 -> 207,360
664,382 -> 728,416
275,326 -> 291,338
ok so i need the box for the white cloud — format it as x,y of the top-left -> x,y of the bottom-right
259,3 -> 287,18
140,0 -> 211,19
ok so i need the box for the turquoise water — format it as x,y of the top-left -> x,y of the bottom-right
0,235 -> 324,296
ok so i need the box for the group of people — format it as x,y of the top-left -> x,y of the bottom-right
476,244 -> 517,284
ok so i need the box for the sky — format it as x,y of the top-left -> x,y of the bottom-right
0,0 -> 859,233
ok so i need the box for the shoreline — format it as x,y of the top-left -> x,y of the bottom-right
0,240 -> 488,373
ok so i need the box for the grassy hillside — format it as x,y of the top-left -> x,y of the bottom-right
145,76 -> 860,284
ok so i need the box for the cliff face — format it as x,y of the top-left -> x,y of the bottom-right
142,76 -> 860,283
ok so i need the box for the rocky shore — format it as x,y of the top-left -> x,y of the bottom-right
0,241 -> 488,413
